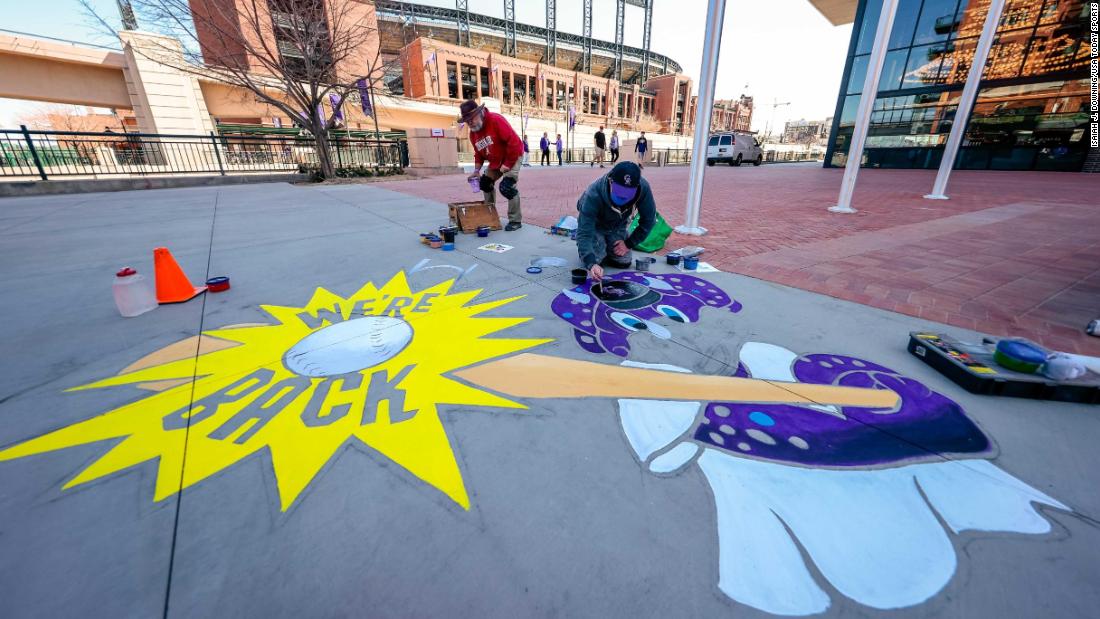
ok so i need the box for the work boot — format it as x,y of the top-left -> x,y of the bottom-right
505,222 -> 522,231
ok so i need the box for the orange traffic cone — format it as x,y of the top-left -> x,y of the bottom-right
154,247 -> 206,304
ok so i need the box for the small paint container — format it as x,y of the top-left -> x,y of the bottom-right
469,177 -> 481,193
666,253 -> 681,266
442,242 -> 455,251
635,257 -> 656,271
205,276 -> 230,292
477,226 -> 490,238
571,268 -> 588,285
441,228 -> 457,243
526,266 -> 543,274
420,233 -> 433,245
683,256 -> 700,270
429,236 -> 443,249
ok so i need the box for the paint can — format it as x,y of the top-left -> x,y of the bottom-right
635,257 -> 656,271
442,242 -> 455,251
683,256 -> 700,271
1087,319 -> 1100,337
666,253 -> 682,266
571,268 -> 588,285
420,233 -> 433,245
428,236 -> 443,249
477,226 -> 490,238
526,266 -> 543,274
205,276 -> 231,293
440,227 -> 457,243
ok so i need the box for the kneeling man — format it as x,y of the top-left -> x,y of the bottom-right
576,161 -> 656,281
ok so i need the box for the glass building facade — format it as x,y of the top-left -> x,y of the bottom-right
825,0 -> 1093,171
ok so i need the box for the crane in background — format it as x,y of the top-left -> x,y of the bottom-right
760,98 -> 791,145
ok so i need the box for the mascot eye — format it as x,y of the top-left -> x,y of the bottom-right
657,305 -> 690,323
610,312 -> 647,331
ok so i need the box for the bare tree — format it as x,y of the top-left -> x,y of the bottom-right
83,0 -> 389,178
19,104 -> 123,132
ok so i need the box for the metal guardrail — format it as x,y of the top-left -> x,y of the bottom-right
0,127 -> 406,181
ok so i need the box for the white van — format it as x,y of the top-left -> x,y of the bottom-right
706,132 -> 762,166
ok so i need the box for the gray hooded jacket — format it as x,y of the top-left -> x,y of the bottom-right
575,174 -> 656,269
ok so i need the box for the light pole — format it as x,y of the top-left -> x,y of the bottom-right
677,0 -> 727,236
762,98 -> 790,145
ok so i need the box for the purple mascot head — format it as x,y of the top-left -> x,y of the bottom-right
550,272 -> 742,357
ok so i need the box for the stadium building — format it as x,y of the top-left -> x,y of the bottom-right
192,0 -> 751,147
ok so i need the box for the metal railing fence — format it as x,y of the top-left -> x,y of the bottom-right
1,126 -> 405,181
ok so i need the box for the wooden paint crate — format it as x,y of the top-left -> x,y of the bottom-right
448,201 -> 502,233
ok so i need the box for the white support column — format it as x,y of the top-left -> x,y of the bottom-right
676,0 -> 726,236
829,0 -> 900,214
925,0 -> 1006,200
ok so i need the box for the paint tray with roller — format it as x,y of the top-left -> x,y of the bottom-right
591,280 -> 659,310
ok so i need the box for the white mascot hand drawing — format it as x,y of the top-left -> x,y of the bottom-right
617,343 -> 1068,616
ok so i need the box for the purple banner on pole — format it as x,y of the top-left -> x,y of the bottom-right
329,93 -> 344,123
356,78 -> 373,118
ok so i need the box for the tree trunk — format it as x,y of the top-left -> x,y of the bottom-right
313,128 -> 336,179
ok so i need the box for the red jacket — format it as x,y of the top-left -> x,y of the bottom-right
469,110 -> 523,171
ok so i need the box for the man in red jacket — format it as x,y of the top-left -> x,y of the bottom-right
460,99 -> 524,231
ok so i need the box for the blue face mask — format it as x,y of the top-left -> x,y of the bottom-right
610,191 -> 633,207
609,180 -> 638,207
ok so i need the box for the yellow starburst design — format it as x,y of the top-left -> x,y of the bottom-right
0,273 -> 550,511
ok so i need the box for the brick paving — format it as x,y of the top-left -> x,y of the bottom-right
383,163 -> 1100,355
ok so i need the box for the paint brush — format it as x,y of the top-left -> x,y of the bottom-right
454,353 -> 900,409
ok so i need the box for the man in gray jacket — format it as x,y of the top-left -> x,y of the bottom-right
575,161 -> 656,281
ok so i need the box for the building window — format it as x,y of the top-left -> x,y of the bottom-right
502,71 -> 511,103
513,73 -> 527,106
601,93 -> 607,116
461,64 -> 477,100
546,79 -> 554,107
556,82 -> 565,110
528,76 -> 537,106
480,66 -> 490,97
446,61 -> 458,99
268,0 -> 333,80
583,87 -> 590,113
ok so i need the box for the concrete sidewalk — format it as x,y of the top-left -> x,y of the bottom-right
0,183 -> 1096,618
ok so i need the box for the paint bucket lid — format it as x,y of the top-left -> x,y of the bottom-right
206,276 -> 231,292
116,267 -> 137,277
526,266 -> 543,274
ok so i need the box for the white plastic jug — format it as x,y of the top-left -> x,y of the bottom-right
112,267 -> 157,317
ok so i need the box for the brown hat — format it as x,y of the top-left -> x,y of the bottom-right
458,99 -> 484,123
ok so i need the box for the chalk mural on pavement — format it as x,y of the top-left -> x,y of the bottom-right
618,342 -> 1068,616
550,272 -> 742,356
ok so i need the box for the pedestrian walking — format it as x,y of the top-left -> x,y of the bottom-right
522,134 -> 531,167
540,132 -> 551,166
555,134 -> 563,166
609,130 -> 620,163
592,126 -> 606,168
635,131 -> 648,168
460,99 -> 524,231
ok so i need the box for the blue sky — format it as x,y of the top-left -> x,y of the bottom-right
1,0 -> 853,131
